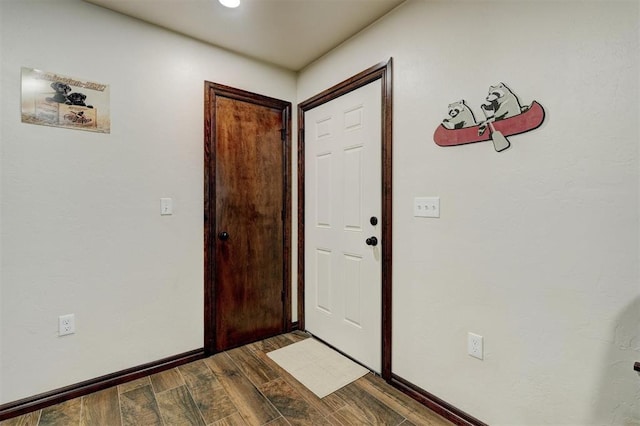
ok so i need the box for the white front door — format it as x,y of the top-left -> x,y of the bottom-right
304,80 -> 382,373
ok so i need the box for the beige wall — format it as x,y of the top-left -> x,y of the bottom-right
0,0 -> 296,403
298,1 -> 639,424
2,0 -> 639,424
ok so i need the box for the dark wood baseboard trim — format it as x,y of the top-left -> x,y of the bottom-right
0,348 -> 205,421
390,374 -> 488,426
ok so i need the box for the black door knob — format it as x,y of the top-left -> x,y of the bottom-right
218,231 -> 229,241
370,216 -> 378,226
366,236 -> 378,246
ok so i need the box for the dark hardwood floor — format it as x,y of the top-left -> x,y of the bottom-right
0,332 -> 452,425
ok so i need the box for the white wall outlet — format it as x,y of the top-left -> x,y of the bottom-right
160,198 -> 173,215
468,332 -> 483,360
414,197 -> 440,218
58,314 -> 75,336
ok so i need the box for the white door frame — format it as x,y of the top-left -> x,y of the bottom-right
297,59 -> 393,379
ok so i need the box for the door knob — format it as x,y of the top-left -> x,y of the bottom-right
365,236 -> 378,247
218,231 -> 229,241
370,216 -> 378,226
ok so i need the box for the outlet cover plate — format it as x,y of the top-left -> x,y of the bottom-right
468,332 -> 483,360
59,314 -> 75,336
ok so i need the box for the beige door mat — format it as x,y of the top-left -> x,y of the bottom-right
267,337 -> 369,398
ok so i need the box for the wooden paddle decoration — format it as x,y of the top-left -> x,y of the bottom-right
488,120 -> 510,152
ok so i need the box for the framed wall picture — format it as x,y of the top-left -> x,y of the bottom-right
21,67 -> 110,134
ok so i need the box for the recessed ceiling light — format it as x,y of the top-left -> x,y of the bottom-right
219,0 -> 240,8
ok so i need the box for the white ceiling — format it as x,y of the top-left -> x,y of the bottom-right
85,0 -> 406,71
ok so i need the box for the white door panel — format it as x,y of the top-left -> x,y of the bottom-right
305,80 -> 382,372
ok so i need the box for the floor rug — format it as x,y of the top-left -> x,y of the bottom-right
267,338 -> 369,398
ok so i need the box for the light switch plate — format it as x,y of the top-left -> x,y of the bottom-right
414,197 -> 440,218
160,198 -> 173,215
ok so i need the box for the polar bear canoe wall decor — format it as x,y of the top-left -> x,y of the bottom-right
433,83 -> 545,152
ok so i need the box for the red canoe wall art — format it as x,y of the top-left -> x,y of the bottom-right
433,83 -> 545,152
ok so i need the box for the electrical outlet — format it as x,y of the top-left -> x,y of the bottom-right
468,332 -> 483,360
59,314 -> 75,336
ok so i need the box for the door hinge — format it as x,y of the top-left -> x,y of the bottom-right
281,290 -> 285,301
280,128 -> 286,141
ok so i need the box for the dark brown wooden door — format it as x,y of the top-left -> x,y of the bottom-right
204,83 -> 291,353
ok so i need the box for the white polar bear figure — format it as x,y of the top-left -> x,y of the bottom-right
442,100 -> 477,129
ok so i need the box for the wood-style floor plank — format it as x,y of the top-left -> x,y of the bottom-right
179,360 -> 238,424
156,385 -> 205,425
356,374 -> 453,426
0,411 -> 40,426
261,334 -> 297,353
118,376 -> 151,394
205,353 -> 280,426
150,368 -> 185,393
264,417 -> 290,426
327,405 -> 372,425
226,345 -> 279,387
335,381 -> 405,425
210,412 -> 248,426
80,387 -> 121,426
258,377 -> 332,426
38,398 -> 81,425
287,331 -> 310,343
323,413 -> 344,426
119,385 -> 163,426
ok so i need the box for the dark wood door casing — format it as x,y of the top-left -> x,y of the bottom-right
204,82 -> 292,355
297,60 -> 393,379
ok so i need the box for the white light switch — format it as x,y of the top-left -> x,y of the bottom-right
160,198 -> 173,215
414,197 -> 440,218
